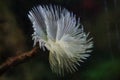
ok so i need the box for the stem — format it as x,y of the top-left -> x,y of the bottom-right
0,46 -> 39,75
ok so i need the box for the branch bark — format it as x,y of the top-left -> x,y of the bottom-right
0,46 -> 39,75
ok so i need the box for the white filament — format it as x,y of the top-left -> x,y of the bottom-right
28,5 -> 93,75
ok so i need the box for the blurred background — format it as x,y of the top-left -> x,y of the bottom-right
0,0 -> 120,80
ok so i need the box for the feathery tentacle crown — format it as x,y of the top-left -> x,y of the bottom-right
28,5 -> 93,75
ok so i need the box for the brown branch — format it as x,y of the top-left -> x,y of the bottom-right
0,46 -> 39,75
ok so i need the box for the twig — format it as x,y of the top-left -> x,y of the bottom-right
0,46 -> 39,75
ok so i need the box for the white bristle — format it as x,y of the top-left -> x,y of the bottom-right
28,5 -> 93,75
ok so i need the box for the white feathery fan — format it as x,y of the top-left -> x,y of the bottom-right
28,5 -> 93,75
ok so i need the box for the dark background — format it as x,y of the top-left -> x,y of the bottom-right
0,0 -> 120,80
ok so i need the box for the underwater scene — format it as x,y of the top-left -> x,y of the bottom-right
0,0 -> 120,80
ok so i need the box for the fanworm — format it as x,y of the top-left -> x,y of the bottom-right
28,5 -> 93,75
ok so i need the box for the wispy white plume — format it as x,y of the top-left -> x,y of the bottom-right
28,5 -> 93,75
